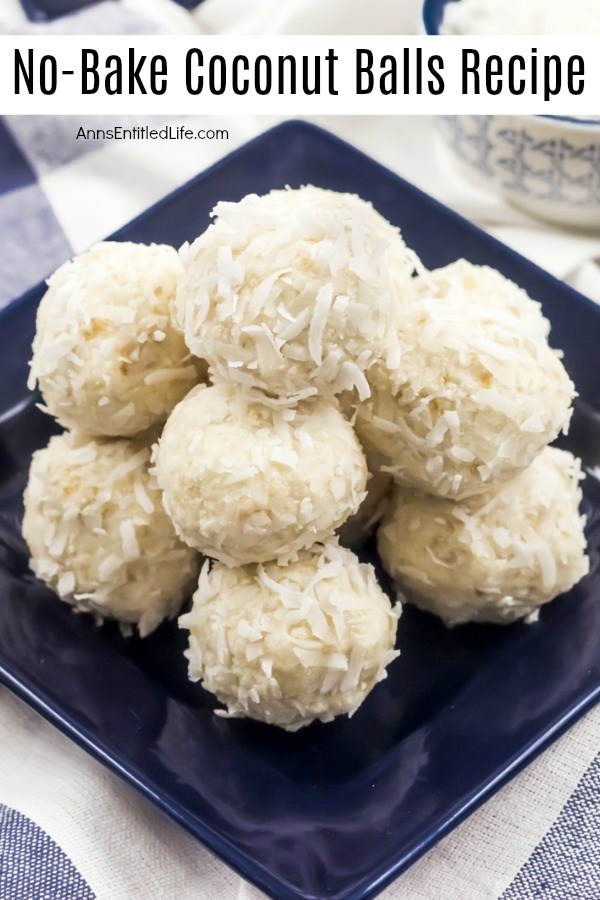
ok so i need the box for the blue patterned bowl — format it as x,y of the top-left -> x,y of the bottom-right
437,115 -> 600,229
423,0 -> 600,228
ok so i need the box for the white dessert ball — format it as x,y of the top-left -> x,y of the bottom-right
179,542 -> 400,731
378,447 -> 589,626
337,471 -> 392,550
176,186 -> 418,400
153,383 -> 368,565
29,242 -> 205,437
22,431 -> 200,636
351,260 -> 575,500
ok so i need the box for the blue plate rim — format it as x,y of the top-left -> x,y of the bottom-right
2,119 -> 599,900
1,646 -> 598,900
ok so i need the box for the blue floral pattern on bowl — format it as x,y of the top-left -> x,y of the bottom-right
439,116 -> 600,227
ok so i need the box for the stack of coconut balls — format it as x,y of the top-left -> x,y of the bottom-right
23,186 -> 589,732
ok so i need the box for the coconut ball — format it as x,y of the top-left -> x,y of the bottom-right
351,260 -> 575,500
377,447 -> 589,626
22,431 -> 200,636
153,382 -> 368,565
29,242 -> 205,437
337,471 -> 392,550
179,542 -> 400,731
176,186 -> 418,400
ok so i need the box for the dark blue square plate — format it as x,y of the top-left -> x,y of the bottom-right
0,121 -> 599,900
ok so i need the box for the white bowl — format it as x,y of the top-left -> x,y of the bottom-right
437,115 -> 600,230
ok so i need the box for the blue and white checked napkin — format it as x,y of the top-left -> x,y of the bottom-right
1,3 -> 599,899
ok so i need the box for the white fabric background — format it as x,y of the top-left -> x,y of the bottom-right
0,2 -> 599,899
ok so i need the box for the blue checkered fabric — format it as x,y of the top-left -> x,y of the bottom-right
0,804 -> 95,900
0,118 -> 73,307
0,0 -> 170,308
5,1 -> 159,33
502,753 -> 600,900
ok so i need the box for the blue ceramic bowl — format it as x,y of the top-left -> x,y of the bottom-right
436,112 -> 600,228
424,0 -> 600,227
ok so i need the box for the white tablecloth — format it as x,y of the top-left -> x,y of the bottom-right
0,2 -> 599,899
